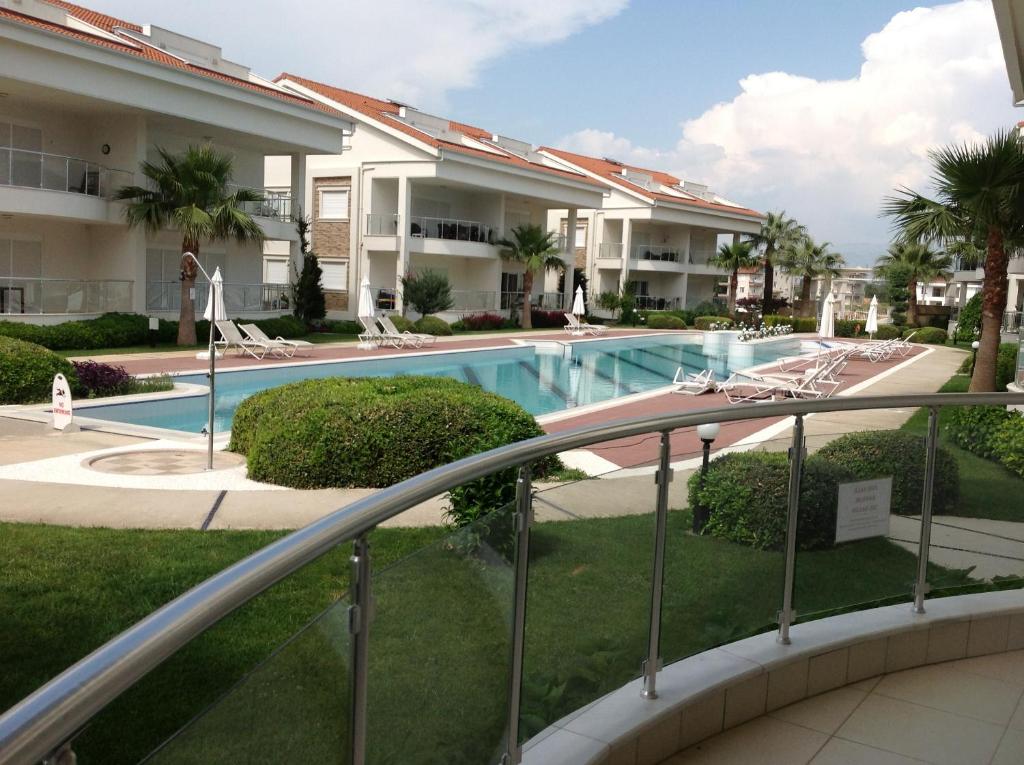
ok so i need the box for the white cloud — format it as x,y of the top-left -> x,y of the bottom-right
85,0 -> 627,110
557,0 -> 1017,263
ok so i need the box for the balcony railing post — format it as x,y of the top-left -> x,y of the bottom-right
641,431 -> 673,699
913,407 -> 940,614
778,413 -> 805,645
348,533 -> 372,765
503,464 -> 533,765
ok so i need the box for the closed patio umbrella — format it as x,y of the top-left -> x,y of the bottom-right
818,291 -> 836,339
202,266 -> 227,325
866,295 -> 879,339
572,284 -> 586,317
200,265 -> 225,471
357,276 -> 377,350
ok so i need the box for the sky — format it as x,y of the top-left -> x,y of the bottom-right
84,0 -> 1019,265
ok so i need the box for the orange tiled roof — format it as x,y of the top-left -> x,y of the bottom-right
0,2 -> 347,120
541,147 -> 764,219
276,73 -> 603,188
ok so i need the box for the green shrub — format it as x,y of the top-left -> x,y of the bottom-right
834,319 -> 866,338
324,320 -> 362,335
816,431 -> 959,515
763,315 -> 817,333
646,314 -> 686,330
387,315 -> 416,332
945,405 -> 1011,459
991,412 -> 1024,478
954,293 -> 982,343
401,269 -> 454,315
230,377 -> 557,541
414,315 -> 453,336
688,452 -> 853,551
998,343 -> 1018,391
873,324 -> 902,340
906,326 -> 947,344
694,316 -> 733,330
0,336 -> 77,404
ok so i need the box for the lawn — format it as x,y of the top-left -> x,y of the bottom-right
0,514 -> 964,765
901,373 -> 1024,522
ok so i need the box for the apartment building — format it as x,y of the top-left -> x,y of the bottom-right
539,149 -> 764,312
0,0 -> 354,323
264,75 -> 606,318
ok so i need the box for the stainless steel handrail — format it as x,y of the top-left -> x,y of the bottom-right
1,391 -> 1022,764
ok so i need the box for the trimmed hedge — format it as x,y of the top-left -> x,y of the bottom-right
0,336 -> 76,404
388,315 -> 416,332
816,431 -> 959,515
694,316 -> 733,330
688,452 -> 853,551
906,326 -> 947,344
456,313 -> 508,331
873,324 -> 902,340
414,315 -> 453,336
946,405 -> 1012,460
646,314 -> 686,330
230,376 -> 557,529
763,315 -> 817,333
530,309 -> 565,329
991,413 -> 1024,478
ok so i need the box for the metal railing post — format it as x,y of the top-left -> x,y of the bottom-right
778,414 -> 805,645
913,407 -> 940,614
642,431 -> 673,699
348,534 -> 372,765
503,465 -> 533,765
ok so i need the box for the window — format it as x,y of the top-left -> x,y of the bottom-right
501,272 -> 523,309
627,280 -> 649,296
318,188 -> 350,220
147,249 -> 224,282
575,224 -> 587,249
264,257 -> 290,285
320,259 -> 348,291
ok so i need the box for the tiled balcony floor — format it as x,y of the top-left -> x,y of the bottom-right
663,650 -> 1024,764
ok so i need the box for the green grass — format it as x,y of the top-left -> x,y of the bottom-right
901,374 -> 1024,522
0,514 -> 971,764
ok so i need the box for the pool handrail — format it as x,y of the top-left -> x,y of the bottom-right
1,391 -> 1022,765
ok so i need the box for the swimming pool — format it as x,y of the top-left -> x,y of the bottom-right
76,334 -> 802,433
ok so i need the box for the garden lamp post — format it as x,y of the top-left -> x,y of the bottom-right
971,340 -> 980,376
693,422 -> 720,533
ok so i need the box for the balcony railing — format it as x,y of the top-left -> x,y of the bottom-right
0,277 -> 132,314
1004,310 -> 1022,334
633,294 -> 681,311
410,216 -> 496,244
598,242 -> 624,259
232,187 -> 292,222
365,213 -> 400,236
2,393 -> 1022,765
630,244 -> 687,263
0,148 -> 131,199
145,281 -> 290,314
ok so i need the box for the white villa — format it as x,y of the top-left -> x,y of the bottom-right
0,0 -> 354,323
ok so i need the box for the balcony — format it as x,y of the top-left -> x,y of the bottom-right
237,189 -> 292,223
0,277 -> 132,315
408,216 -> 501,259
365,213 -> 400,236
597,242 -> 624,259
145,281 -> 290,314
630,244 -> 686,263
633,294 -> 681,310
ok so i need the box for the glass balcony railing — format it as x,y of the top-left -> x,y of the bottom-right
231,187 -> 292,222
633,294 -> 681,311
409,216 -> 495,244
0,148 -> 132,199
0,277 -> 132,314
145,281 -> 290,314
629,244 -> 687,263
365,213 -> 399,236
597,242 -> 624,259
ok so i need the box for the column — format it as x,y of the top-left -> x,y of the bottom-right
620,218 -> 633,292
732,232 -> 741,246
288,153 -> 307,274
132,115 -> 149,314
395,176 -> 411,313
563,208 -> 577,311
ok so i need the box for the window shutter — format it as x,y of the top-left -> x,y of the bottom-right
265,258 -> 289,285
320,260 -> 348,291
319,190 -> 349,219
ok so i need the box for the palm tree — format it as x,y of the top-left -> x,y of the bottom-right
875,242 -> 951,327
747,211 -> 806,312
710,240 -> 757,313
498,224 -> 564,329
779,237 -> 845,316
116,145 -> 265,345
882,129 -> 1024,391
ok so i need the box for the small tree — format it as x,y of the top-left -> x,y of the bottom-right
400,269 -> 453,316
596,291 -> 621,318
498,225 -> 563,329
292,253 -> 326,324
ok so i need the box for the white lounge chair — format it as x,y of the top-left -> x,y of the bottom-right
717,360 -> 843,404
240,323 -> 313,358
672,368 -> 715,395
358,316 -> 397,349
215,320 -> 280,360
564,313 -> 607,336
378,314 -> 435,347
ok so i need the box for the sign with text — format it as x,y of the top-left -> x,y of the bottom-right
51,373 -> 73,431
835,477 -> 892,544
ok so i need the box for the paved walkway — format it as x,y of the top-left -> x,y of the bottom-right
662,649 -> 1024,764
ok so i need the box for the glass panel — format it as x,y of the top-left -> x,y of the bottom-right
41,280 -> 72,313
143,596 -> 352,765
367,504 -> 514,764
11,149 -> 40,188
0,147 -> 10,185
41,154 -> 65,191
67,158 -> 90,194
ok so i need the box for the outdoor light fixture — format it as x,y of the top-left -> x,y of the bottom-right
971,339 -> 981,375
693,422 -> 720,533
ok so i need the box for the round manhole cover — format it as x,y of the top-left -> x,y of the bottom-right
86,449 -> 246,476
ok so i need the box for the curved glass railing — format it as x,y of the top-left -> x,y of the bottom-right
1,393 -> 1023,765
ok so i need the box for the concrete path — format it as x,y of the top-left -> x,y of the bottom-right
890,515 -> 1024,580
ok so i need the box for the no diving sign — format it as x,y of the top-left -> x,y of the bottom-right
52,373 -> 73,431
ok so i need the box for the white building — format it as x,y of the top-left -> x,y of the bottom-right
539,149 -> 763,312
265,74 -> 606,318
0,0 -> 353,323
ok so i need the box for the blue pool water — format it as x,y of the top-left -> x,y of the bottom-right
77,334 -> 801,433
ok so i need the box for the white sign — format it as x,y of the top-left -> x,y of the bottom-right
51,373 -> 73,431
835,477 -> 892,543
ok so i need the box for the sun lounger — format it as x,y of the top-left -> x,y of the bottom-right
564,313 -> 607,336
378,314 -> 436,347
358,315 -> 399,349
240,323 -> 313,357
718,357 -> 844,404
672,368 -> 715,395
215,320 -> 281,360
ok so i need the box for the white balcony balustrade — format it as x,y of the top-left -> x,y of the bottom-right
0,277 -> 133,315
597,242 -> 624,259
146,281 -> 290,314
409,216 -> 495,244
0,148 -> 131,199
365,213 -> 400,236
630,244 -> 688,264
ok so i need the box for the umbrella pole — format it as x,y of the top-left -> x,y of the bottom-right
207,325 -> 215,471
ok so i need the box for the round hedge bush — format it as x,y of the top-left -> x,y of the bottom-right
688,452 -> 853,551
873,324 -> 902,340
816,430 -> 959,515
906,326 -> 947,344
0,336 -> 76,404
647,314 -> 686,330
414,315 -> 453,336
389,315 -> 416,332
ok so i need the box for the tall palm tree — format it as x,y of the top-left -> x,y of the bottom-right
498,224 -> 564,329
882,129 -> 1024,391
710,240 -> 757,313
747,211 -> 806,312
779,237 -> 845,316
875,242 -> 951,327
116,145 -> 265,345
